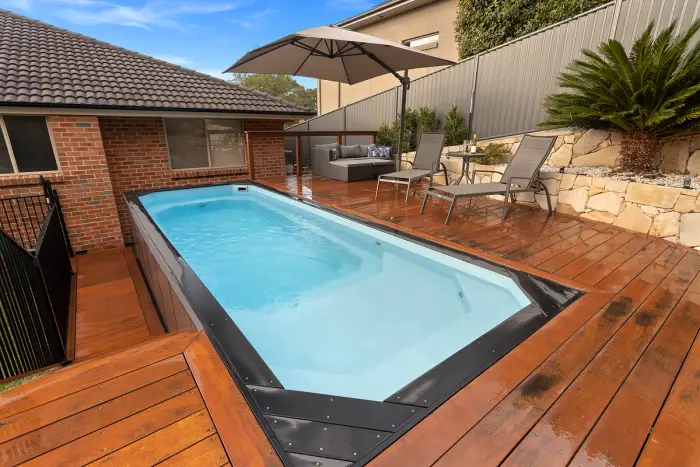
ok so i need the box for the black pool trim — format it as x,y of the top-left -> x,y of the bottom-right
125,181 -> 583,467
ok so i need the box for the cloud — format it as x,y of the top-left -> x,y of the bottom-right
0,0 -> 32,9
47,1 -> 248,30
325,0 -> 374,11
153,54 -> 192,66
251,8 -> 274,18
229,19 -> 254,30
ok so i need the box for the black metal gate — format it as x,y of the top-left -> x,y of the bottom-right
0,177 -> 74,380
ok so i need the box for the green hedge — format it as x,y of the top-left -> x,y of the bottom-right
455,0 -> 610,59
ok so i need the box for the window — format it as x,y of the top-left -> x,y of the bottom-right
0,116 -> 59,174
164,118 -> 247,170
403,33 -> 439,51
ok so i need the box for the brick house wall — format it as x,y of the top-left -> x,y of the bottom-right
99,116 -> 286,244
0,116 -> 124,252
0,114 -> 286,252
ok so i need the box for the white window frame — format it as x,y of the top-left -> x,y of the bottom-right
0,115 -> 61,176
403,32 -> 439,51
163,117 -> 247,170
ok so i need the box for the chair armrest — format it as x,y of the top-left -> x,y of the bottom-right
506,176 -> 534,187
310,148 -> 332,164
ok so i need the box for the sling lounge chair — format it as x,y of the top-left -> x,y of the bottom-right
375,132 -> 447,203
420,134 -> 557,224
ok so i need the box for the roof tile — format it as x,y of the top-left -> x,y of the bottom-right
0,9 -> 313,115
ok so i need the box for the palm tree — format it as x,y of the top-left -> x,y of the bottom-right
539,19 -> 700,172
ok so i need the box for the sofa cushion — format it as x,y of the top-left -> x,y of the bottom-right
339,144 -> 363,159
359,144 -> 376,156
371,158 -> 394,166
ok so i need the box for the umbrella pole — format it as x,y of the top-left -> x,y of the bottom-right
396,70 -> 410,172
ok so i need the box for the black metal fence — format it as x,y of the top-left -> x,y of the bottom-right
0,178 -> 74,380
0,195 -> 49,252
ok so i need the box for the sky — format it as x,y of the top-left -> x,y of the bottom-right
0,0 -> 383,88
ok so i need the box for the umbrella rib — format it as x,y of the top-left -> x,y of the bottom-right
350,42 -> 404,82
224,38 -> 294,72
339,52 -> 351,85
293,38 -> 324,76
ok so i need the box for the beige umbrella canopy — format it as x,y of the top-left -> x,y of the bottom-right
226,26 -> 456,167
225,25 -> 455,85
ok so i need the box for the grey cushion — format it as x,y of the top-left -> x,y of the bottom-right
371,159 -> 394,166
339,144 -> 363,159
359,144 -> 376,156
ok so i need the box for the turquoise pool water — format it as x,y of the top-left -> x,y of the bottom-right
140,185 -> 531,401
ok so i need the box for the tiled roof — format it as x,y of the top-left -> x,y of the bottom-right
0,9 -> 313,115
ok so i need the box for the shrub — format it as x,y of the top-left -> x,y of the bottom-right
539,19 -> 700,172
455,0 -> 609,59
443,104 -> 469,146
376,123 -> 392,147
475,143 -> 511,165
390,107 -> 419,154
418,106 -> 440,134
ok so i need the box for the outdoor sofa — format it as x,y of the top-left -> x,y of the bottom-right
311,143 -> 395,182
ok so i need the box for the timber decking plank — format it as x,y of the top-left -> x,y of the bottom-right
501,252 -> 700,466
570,267 -> 700,467
87,410 -> 216,466
432,245 -> 684,467
502,221 -> 594,260
0,331 -> 197,420
157,434 -> 229,467
184,333 -> 282,467
0,355 -> 187,444
24,388 -> 205,467
573,236 -> 655,286
368,292 -> 614,467
517,224 -> 611,267
0,371 -> 196,465
538,230 -> 634,275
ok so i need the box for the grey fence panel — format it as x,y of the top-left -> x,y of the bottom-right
472,3 -> 615,139
308,108 -> 345,149
406,58 -> 476,130
614,0 -> 700,47
284,120 -> 311,169
345,87 -> 398,145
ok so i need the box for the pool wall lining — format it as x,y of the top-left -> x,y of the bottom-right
125,181 -> 583,466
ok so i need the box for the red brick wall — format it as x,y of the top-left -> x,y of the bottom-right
244,119 -> 286,179
0,117 -> 124,252
99,117 -> 286,243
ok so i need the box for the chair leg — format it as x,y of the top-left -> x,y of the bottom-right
502,187 -> 512,220
468,197 -> 472,209
405,181 -> 411,203
445,197 -> 457,225
420,191 -> 430,214
375,178 -> 382,199
538,181 -> 553,215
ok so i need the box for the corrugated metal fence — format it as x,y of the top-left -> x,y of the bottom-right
286,0 -> 700,163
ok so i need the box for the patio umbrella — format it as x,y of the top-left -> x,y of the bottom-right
225,26 -> 456,169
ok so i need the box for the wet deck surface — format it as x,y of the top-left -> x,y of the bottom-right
259,175 -> 700,467
0,249 -> 278,467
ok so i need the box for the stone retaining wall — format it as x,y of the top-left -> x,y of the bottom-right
402,131 -> 700,248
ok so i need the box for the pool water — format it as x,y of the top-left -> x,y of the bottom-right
140,185 -> 531,401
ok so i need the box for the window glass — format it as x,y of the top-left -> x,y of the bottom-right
0,131 -> 14,174
3,116 -> 58,172
206,119 -> 246,167
164,118 -> 209,169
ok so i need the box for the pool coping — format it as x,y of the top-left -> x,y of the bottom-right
125,181 -> 584,467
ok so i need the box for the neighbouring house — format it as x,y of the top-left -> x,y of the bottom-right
317,0 -> 459,115
0,9 -> 314,252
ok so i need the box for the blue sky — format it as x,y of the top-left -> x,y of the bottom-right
0,0 -> 382,88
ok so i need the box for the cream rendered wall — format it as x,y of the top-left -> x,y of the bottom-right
318,0 -> 459,114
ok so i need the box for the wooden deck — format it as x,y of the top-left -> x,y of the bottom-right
3,175 -> 700,466
259,175 -> 700,467
0,248 -> 279,467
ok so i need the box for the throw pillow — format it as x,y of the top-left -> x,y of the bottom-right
377,146 -> 392,158
339,144 -> 363,159
330,148 -> 339,161
359,144 -> 376,157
